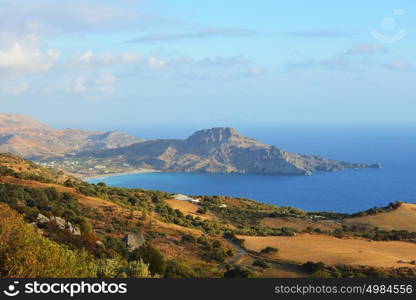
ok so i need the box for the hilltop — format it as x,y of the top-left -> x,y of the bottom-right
0,113 -> 143,159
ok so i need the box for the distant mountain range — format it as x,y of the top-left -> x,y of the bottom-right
0,113 -> 379,176
0,114 -> 142,158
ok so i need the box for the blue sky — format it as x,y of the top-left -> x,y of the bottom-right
0,0 -> 415,133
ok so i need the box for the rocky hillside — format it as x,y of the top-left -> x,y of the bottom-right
0,114 -> 143,158
0,154 -> 413,279
71,127 -> 379,175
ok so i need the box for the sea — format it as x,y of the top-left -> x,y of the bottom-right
87,125 -> 416,213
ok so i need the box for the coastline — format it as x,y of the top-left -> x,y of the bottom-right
79,168 -> 161,181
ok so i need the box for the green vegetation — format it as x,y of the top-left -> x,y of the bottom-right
0,183 -> 81,224
302,261 -> 416,278
252,260 -> 270,269
0,203 -> 96,278
129,244 -> 166,275
260,246 -> 279,255
0,165 -> 56,183
224,265 -> 257,278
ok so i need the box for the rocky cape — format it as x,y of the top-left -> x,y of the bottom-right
69,127 -> 380,176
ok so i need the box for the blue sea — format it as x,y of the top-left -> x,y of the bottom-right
88,125 -> 416,213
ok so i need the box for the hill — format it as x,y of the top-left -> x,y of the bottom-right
0,113 -> 143,159
343,202 -> 416,232
0,153 -> 412,279
62,127 -> 379,176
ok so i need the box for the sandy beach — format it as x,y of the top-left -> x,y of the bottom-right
79,168 -> 160,181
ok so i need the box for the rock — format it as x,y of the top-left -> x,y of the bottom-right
35,213 -> 81,236
65,221 -> 81,236
124,232 -> 145,249
36,213 -> 50,224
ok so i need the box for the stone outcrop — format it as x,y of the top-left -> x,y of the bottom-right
36,213 -> 81,236
123,232 -> 146,249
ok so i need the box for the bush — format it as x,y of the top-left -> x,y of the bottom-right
212,240 -> 221,249
302,261 -> 326,273
252,260 -> 270,269
181,234 -> 196,244
224,266 -> 256,278
197,207 -> 207,214
129,244 -> 166,276
97,259 -> 156,278
164,260 -> 198,278
260,246 -> 278,255
312,270 -> 333,278
203,250 -> 226,263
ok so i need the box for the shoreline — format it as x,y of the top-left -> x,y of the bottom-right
79,169 -> 161,181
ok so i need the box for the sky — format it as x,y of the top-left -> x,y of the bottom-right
0,0 -> 415,134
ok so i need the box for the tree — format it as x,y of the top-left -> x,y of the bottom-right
260,246 -> 278,255
79,218 -> 94,236
129,244 -> 166,276
252,260 -> 270,269
224,266 -> 255,278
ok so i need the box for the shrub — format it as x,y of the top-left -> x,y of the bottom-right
260,246 -> 278,255
164,260 -> 198,278
181,234 -> 196,244
224,266 -> 256,278
252,260 -> 270,269
203,250 -> 226,263
212,240 -> 221,249
312,270 -> 333,278
130,244 -> 166,276
97,259 -> 156,278
302,261 -> 326,273
197,207 -> 207,214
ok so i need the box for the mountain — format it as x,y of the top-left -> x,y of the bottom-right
0,113 -> 143,159
70,127 -> 379,175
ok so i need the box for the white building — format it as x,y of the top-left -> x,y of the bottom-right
173,194 -> 201,203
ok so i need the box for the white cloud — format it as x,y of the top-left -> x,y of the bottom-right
0,34 -> 60,75
64,73 -> 116,95
147,57 -> 166,70
66,51 -> 140,68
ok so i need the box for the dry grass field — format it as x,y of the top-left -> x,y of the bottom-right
236,255 -> 308,278
238,234 -> 416,268
261,216 -> 342,231
343,203 -> 416,232
166,199 -> 212,220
